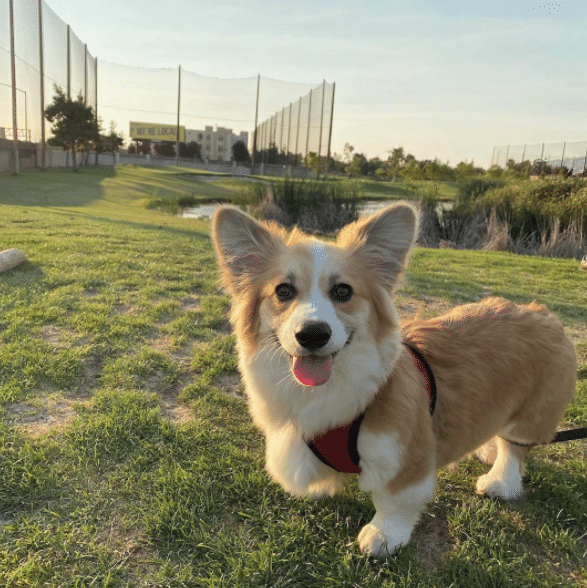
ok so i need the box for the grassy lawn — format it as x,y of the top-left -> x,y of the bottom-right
0,166 -> 585,587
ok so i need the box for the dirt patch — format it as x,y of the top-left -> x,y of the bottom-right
5,399 -> 78,438
413,514 -> 452,572
214,372 -> 244,400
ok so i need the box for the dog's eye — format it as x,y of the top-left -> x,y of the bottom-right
331,283 -> 353,303
275,283 -> 296,302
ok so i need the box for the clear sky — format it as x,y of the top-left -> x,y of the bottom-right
42,0 -> 586,167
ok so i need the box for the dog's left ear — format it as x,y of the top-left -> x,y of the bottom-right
212,206 -> 284,294
337,203 -> 418,290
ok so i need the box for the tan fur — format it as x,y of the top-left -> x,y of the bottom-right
212,204 -> 577,557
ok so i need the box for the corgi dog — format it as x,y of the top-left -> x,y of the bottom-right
211,203 -> 576,557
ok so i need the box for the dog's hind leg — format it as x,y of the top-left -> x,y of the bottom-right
476,436 -> 529,500
474,437 -> 498,465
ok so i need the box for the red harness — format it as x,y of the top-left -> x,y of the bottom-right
306,343 -> 436,474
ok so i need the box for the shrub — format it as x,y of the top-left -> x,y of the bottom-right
243,179 -> 362,233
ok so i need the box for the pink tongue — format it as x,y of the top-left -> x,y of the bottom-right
293,354 -> 333,386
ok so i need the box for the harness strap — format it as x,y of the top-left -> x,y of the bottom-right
403,342 -> 437,416
306,342 -> 437,474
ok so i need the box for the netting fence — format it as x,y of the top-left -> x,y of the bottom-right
2,0 -> 334,174
254,80 -> 335,169
492,141 -> 587,175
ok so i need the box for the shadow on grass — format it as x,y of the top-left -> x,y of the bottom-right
0,166 -> 117,207
0,261 -> 45,288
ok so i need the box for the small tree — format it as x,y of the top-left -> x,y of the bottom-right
304,151 -> 323,175
44,85 -> 98,170
136,140 -> 152,155
179,141 -> 201,160
153,142 -> 175,157
231,140 -> 250,163
102,121 -> 124,164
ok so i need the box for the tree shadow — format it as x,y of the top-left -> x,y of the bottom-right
0,166 -> 117,207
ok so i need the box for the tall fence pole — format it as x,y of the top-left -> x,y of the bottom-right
305,89 -> 313,161
325,82 -> 335,176
538,143 -> 545,175
286,102 -> 292,166
38,0 -> 46,168
94,57 -> 98,164
295,96 -> 302,167
560,141 -> 566,168
251,74 -> 260,173
279,109 -> 284,159
318,80 -> 325,161
176,65 -> 181,165
9,0 -> 19,173
66,25 -> 71,166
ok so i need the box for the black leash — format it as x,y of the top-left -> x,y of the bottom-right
551,427 -> 587,443
501,426 -> 587,448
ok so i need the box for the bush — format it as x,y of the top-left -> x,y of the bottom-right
241,179 -> 362,233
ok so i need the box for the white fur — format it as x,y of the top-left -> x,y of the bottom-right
358,430 -> 405,492
358,469 -> 436,556
277,241 -> 352,357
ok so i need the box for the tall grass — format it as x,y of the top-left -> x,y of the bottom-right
238,178 -> 362,233
418,177 -> 587,258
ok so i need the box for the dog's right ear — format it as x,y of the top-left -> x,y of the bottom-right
212,206 -> 284,294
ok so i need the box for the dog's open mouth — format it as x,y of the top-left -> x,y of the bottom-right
289,332 -> 353,387
292,354 -> 334,387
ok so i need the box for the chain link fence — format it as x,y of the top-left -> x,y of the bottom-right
492,141 -> 587,175
1,0 -> 334,174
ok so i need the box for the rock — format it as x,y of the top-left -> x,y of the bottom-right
0,249 -> 27,273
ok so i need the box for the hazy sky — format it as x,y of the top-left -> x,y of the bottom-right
42,0 -> 586,166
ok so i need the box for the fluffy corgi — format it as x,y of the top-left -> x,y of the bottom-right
211,203 -> 576,557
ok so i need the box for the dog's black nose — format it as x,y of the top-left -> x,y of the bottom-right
295,321 -> 332,351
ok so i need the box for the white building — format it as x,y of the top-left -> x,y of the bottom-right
185,126 -> 248,162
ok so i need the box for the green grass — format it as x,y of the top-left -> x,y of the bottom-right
0,166 -> 585,587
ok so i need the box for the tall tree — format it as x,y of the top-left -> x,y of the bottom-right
231,140 -> 250,163
44,85 -> 98,170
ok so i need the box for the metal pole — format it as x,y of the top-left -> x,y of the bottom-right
84,44 -> 87,105
66,25 -> 71,167
251,74 -> 260,173
325,82 -> 335,176
560,141 -> 566,169
539,143 -> 545,175
279,109 -> 284,160
94,56 -> 98,164
305,88 -> 313,161
286,102 -> 292,166
294,96 -> 302,167
318,80 -> 325,160
521,144 -> 526,163
176,65 -> 181,166
9,0 -> 19,173
38,0 -> 46,167
67,26 -> 71,99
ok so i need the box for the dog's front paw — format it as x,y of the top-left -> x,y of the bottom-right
358,522 -> 410,557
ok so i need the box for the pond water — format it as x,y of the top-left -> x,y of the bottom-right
181,200 -> 393,220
